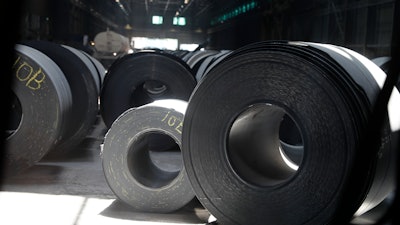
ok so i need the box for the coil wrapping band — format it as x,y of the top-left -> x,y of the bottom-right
182,41 -> 400,225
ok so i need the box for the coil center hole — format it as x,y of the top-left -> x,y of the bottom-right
228,103 -> 304,187
128,132 -> 182,188
6,91 -> 23,139
143,80 -> 167,96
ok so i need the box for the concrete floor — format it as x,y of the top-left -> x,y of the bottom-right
0,115 -> 211,225
1,114 -> 395,225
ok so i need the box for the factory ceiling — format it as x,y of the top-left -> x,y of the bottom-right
79,0 -> 248,30
19,0 -> 267,37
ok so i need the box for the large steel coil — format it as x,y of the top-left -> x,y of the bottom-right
182,41 -> 400,225
62,45 -> 103,95
22,40 -> 99,154
79,50 -> 107,94
194,50 -> 232,82
101,99 -> 195,213
4,44 -> 72,176
182,49 -> 220,76
100,50 -> 196,128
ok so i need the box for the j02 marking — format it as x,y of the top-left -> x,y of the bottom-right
161,111 -> 183,134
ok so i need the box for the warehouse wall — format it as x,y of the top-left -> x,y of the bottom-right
206,0 -> 395,58
289,0 -> 395,58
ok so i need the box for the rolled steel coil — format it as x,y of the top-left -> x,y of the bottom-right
80,50 -> 107,93
100,50 -> 196,128
4,44 -> 72,176
182,41 -> 400,225
183,49 -> 220,74
62,45 -> 103,95
101,99 -> 195,212
194,50 -> 232,82
22,40 -> 99,154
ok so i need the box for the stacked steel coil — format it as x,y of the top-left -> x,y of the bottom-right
99,50 -> 197,212
4,41 -> 105,177
99,42 -> 399,221
5,40 -> 398,224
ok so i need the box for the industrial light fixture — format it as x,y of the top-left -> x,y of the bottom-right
211,0 -> 258,25
152,15 -> 163,25
124,24 -> 132,30
173,17 -> 186,26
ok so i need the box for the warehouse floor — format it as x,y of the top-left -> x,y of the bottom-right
0,115 -> 211,225
0,114 -> 395,225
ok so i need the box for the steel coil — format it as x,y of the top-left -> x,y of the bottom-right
22,40 -> 99,154
182,41 -> 400,225
4,44 -> 72,176
100,50 -> 196,128
101,99 -> 195,212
